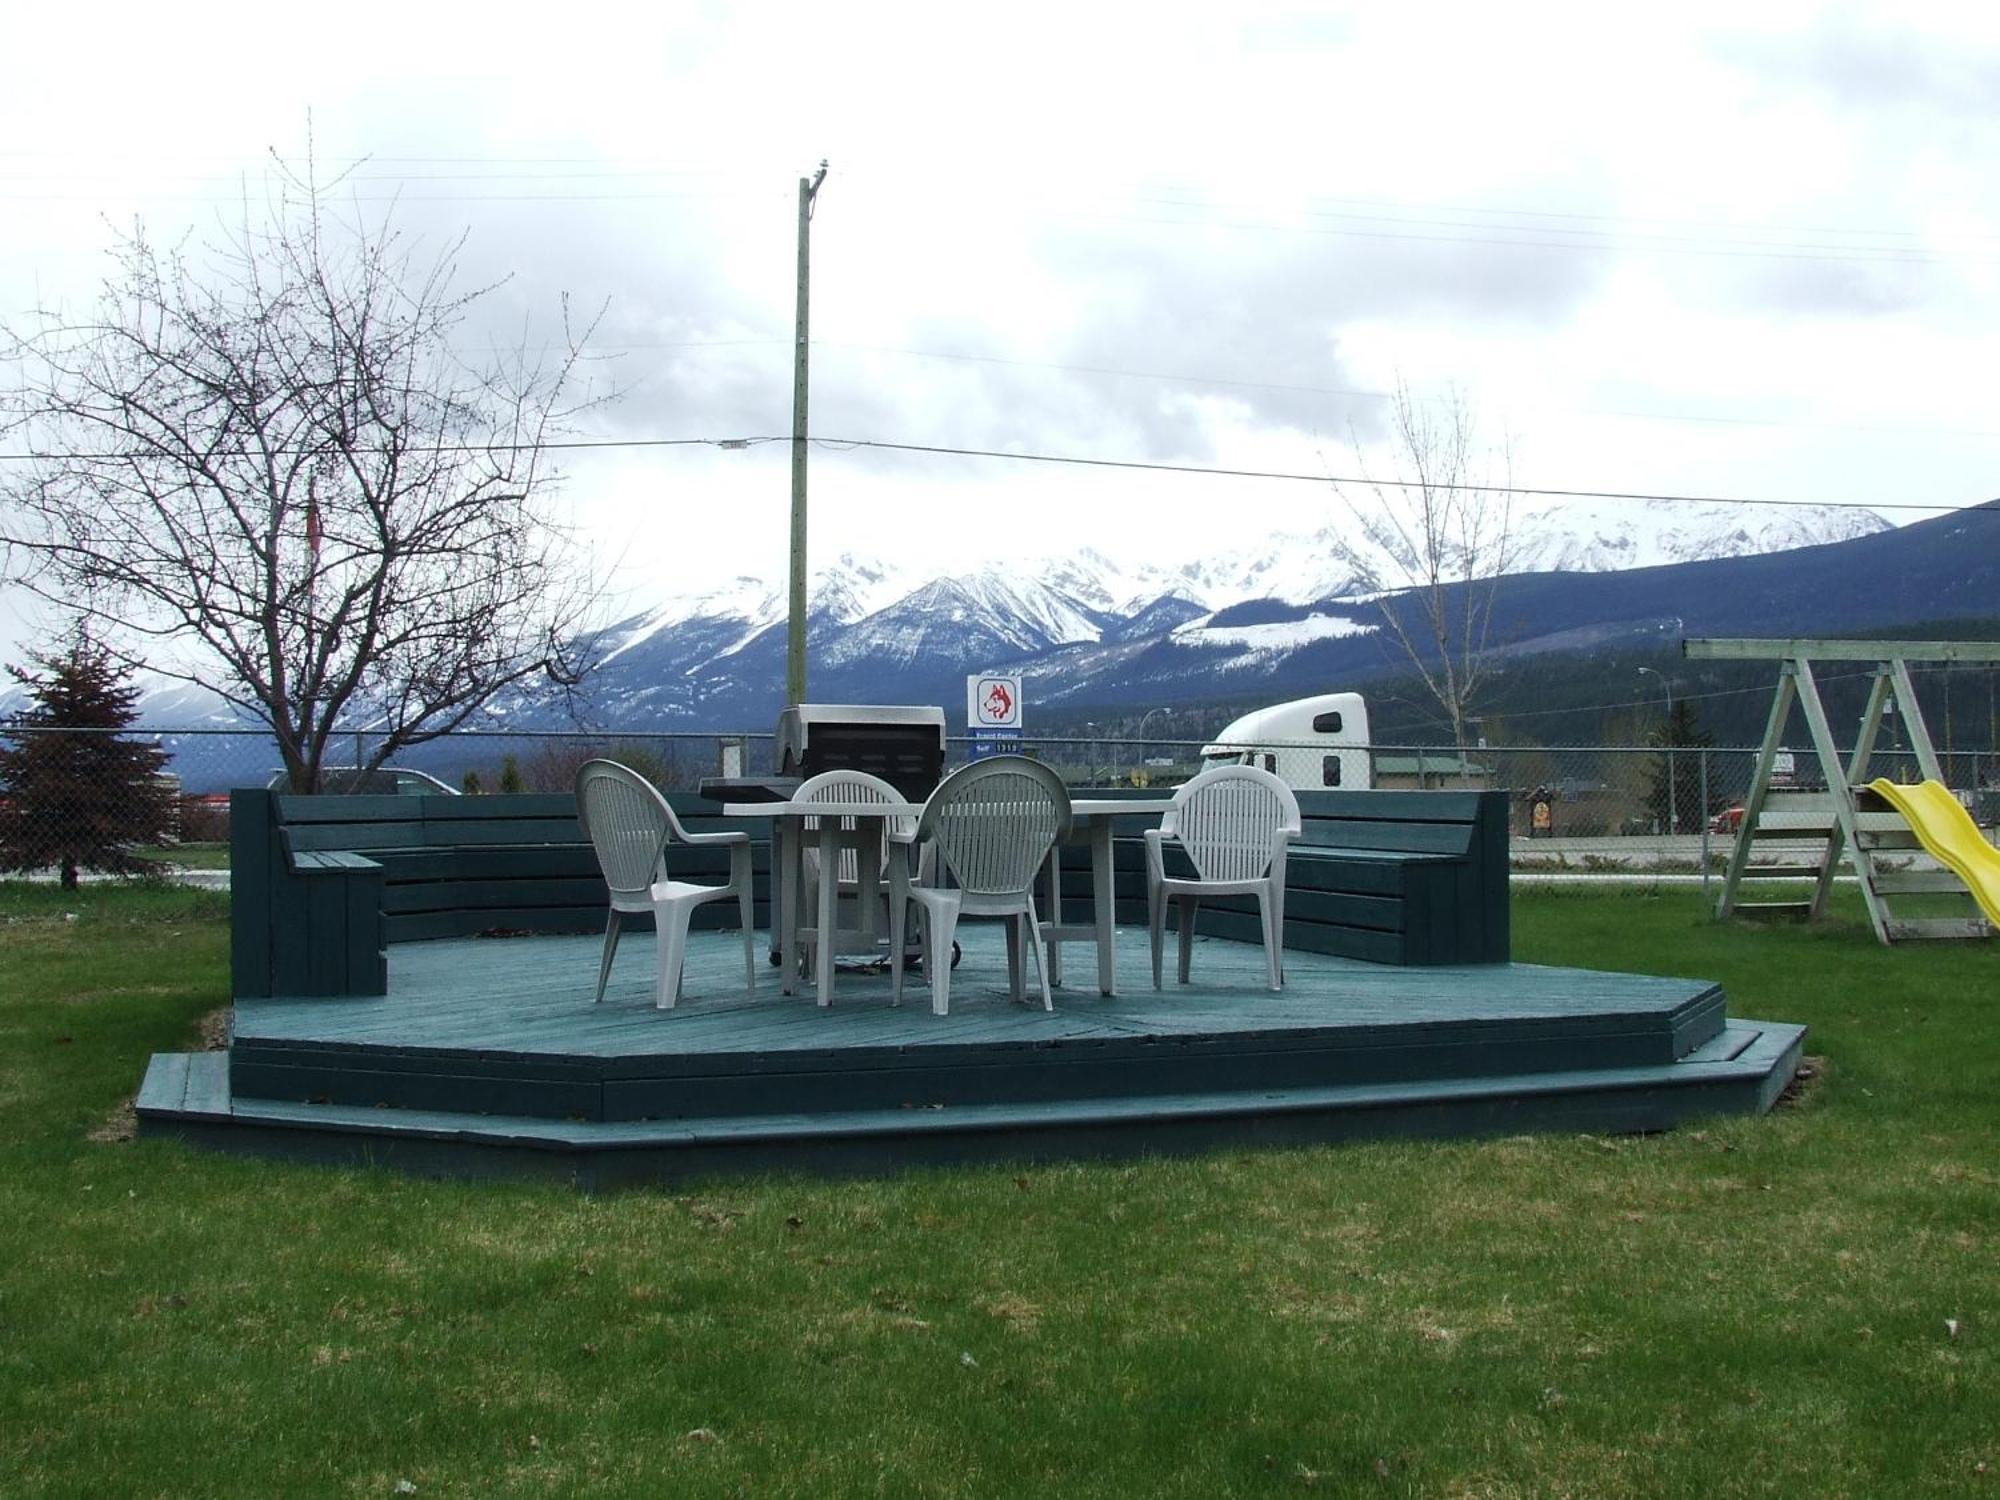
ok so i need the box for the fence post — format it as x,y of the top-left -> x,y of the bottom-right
1699,748 -> 1711,900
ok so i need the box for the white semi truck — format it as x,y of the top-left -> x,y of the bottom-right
1198,692 -> 1372,791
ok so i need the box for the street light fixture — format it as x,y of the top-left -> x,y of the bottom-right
1638,666 -> 1676,834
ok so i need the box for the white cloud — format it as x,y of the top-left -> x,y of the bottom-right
4,1 -> 1998,661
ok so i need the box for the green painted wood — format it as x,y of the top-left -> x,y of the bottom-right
1281,851 -> 1450,897
382,877 -> 611,914
292,850 -> 383,872
305,872 -> 349,992
1296,789 -> 1489,821
1199,906 -> 1406,965
274,793 -> 422,824
223,922 -> 1728,1122
181,1048 -> 233,1115
245,789 -> 1510,1005
373,847 -> 606,880
284,822 -> 429,854
136,1020 -> 1808,1188
349,866 -> 387,992
230,789 -> 277,998
135,1051 -> 192,1113
1297,820 -> 1477,855
387,908 -> 619,942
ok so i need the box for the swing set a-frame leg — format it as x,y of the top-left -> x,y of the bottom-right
1717,665 -> 1797,921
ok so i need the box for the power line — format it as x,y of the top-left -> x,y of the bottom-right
802,437 -> 1990,516
0,156 -> 1985,267
0,425 -> 1990,520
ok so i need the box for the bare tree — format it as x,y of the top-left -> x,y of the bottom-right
1332,380 -> 1513,761
0,155 -> 604,791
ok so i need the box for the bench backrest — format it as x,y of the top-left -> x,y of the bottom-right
233,788 -> 764,996
1293,789 -> 1492,857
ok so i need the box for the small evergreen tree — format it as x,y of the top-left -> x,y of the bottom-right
0,636 -> 177,888
1643,698 -> 1713,835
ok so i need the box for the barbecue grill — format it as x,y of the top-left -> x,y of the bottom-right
774,703 -> 948,802
697,703 -> 950,807
695,704 -> 956,972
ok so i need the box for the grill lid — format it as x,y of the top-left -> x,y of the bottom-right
774,703 -> 948,802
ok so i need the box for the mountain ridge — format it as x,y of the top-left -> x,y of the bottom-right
5,500 -> 1988,737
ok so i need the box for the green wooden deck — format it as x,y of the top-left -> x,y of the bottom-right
137,923 -> 1806,1186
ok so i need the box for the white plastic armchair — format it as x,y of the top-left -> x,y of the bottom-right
574,759 -> 754,1009
1145,763 -> 1301,992
793,769 -> 918,1003
895,756 -> 1072,1015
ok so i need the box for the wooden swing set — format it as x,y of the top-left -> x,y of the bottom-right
1686,638 -> 2000,945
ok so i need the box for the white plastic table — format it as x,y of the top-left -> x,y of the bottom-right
1042,798 -> 1173,997
726,794 -> 1172,1004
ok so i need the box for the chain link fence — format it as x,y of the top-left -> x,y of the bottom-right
4,725 -> 1996,884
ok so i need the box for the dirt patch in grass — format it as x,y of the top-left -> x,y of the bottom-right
88,1100 -> 137,1144
1774,1053 -> 1829,1110
194,1006 -> 230,1051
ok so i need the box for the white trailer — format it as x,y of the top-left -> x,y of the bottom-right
1198,692 -> 1372,791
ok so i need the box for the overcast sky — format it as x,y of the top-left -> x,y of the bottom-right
4,1 -> 1997,656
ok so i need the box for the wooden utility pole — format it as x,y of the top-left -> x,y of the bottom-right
786,160 -> 828,707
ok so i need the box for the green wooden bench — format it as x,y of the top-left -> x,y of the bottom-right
230,789 -> 766,998
233,784 -> 1508,1000
1194,788 -> 1510,966
1046,787 -> 1510,968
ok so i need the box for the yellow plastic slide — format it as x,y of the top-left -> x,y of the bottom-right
1866,778 -> 2000,926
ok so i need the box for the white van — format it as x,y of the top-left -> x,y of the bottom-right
1198,693 -> 1372,791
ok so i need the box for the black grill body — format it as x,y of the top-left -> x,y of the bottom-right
774,704 -> 948,802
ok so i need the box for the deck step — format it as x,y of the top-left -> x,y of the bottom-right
135,1021 -> 1808,1187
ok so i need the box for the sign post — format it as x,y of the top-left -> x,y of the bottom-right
967,673 -> 1024,759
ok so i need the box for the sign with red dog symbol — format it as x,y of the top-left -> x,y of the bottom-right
967,673 -> 1024,730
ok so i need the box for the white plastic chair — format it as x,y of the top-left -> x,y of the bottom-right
574,759 -> 754,1009
894,756 -> 1072,1015
794,769 -> 918,1004
1145,763 -> 1301,992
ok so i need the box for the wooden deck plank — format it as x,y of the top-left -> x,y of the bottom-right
135,1020 -> 1808,1187
219,920 -> 1736,1126
236,927 -> 1713,1054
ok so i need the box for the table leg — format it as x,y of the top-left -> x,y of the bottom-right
1091,817 -> 1117,996
776,818 -> 799,997
816,820 -> 840,1007
1044,847 -> 1065,987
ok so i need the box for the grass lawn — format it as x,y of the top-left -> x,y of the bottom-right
0,882 -> 1993,1498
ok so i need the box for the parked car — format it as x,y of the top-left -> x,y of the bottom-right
266,766 -> 458,796
1709,805 -> 1746,834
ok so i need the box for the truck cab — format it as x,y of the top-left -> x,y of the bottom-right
1198,693 -> 1371,791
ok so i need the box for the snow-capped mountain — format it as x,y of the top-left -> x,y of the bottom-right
1168,497 -> 1893,604
1513,496 -> 1893,574
2,500 -> 1940,736
551,498 -> 1903,724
